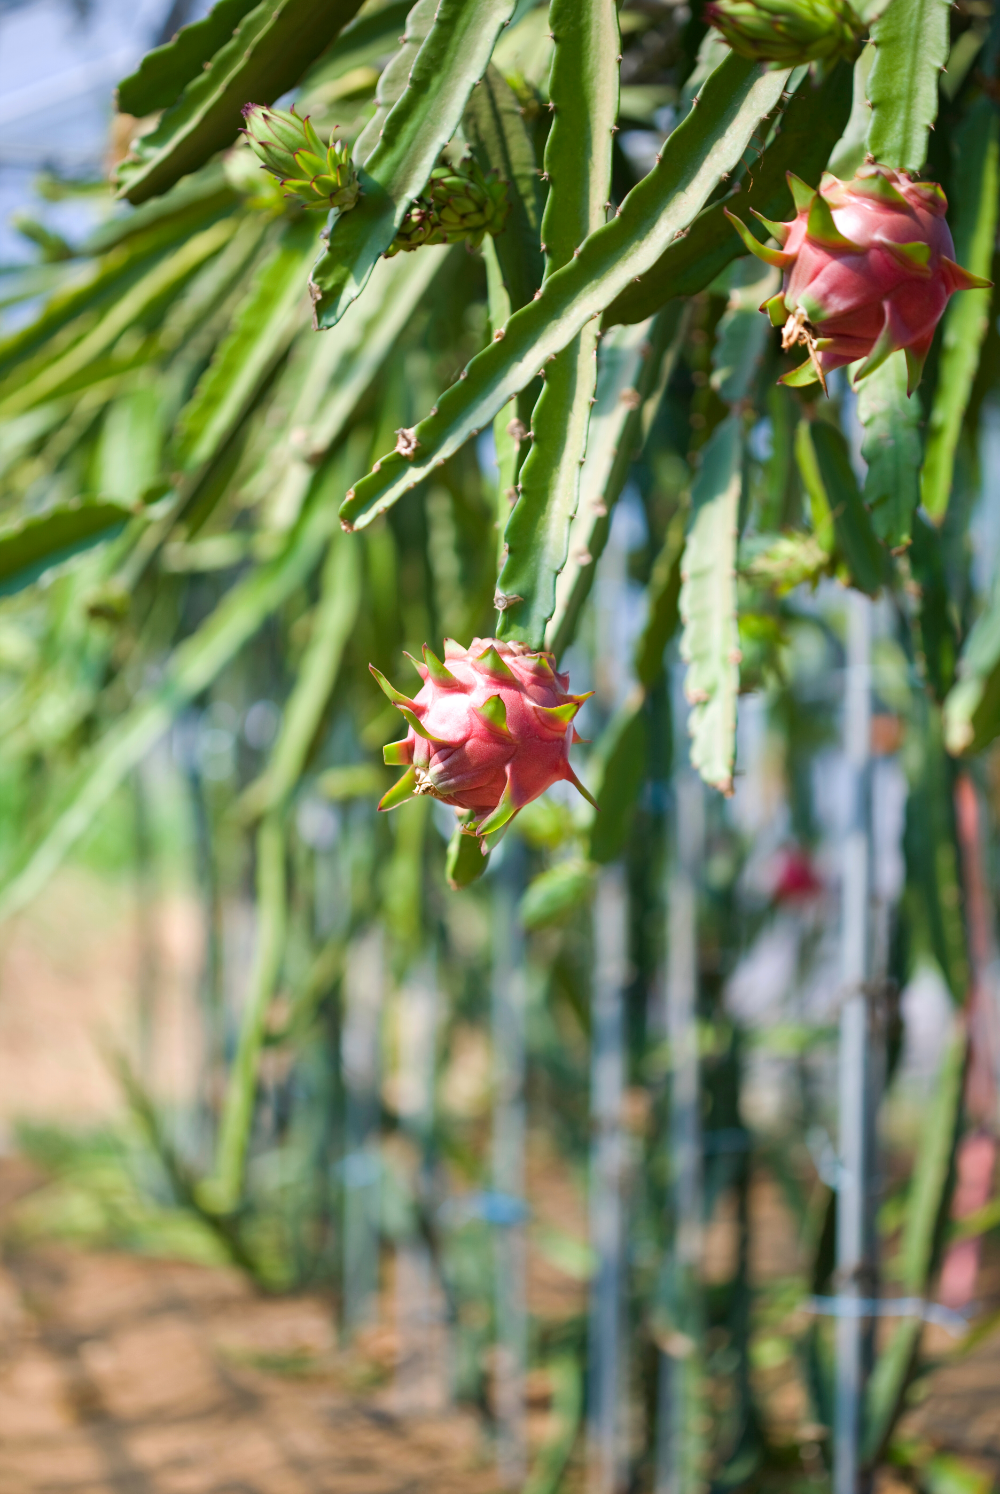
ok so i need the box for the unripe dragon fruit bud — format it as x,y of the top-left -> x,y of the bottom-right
706,0 -> 865,66
371,638 -> 596,849
385,156 -> 510,257
385,200 -> 437,257
425,159 -> 509,247
240,104 -> 360,214
726,164 -> 992,394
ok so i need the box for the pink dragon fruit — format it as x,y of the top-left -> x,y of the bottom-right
726,163 -> 991,394
371,638 -> 595,845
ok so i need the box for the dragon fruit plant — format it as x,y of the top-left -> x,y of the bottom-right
726,163 -> 991,394
370,638 -> 596,849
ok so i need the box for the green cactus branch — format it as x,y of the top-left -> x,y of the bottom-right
175,215 -> 320,472
339,52 -> 791,531
0,463 -> 346,923
865,0 -> 950,173
857,352 -> 921,550
547,305 -> 687,659
495,0 -> 620,649
116,0 -> 367,203
795,419 -> 885,595
603,59 -> 853,328
352,0 -> 437,163
921,104 -> 999,523
464,65 -> 545,316
0,219 -> 237,417
679,414 -> 743,796
209,531 -> 362,1212
116,0 -> 262,117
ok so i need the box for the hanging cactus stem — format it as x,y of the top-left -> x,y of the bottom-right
727,164 -> 993,395
371,637 -> 594,845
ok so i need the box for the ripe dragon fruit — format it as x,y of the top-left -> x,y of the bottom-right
726,164 -> 991,394
371,638 -> 596,847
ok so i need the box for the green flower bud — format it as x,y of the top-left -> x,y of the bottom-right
240,103 -> 360,214
426,159 -> 509,246
705,0 -> 866,66
384,200 -> 436,258
385,156 -> 510,256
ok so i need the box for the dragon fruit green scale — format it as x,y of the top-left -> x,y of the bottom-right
371,638 -> 596,846
726,164 -> 991,394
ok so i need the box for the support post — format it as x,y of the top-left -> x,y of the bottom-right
491,853 -> 528,1485
834,590 -> 873,1494
656,764 -> 705,1494
588,864 -> 628,1494
341,925 -> 384,1337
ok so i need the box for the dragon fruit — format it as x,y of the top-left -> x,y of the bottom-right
726,164 -> 991,394
371,638 -> 595,847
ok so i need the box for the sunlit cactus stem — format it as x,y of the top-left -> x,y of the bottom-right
240,103 -> 360,214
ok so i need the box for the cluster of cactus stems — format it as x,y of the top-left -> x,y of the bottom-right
3,0 -> 992,858
367,157 -> 987,833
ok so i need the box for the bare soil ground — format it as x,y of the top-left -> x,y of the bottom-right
0,1156 -> 995,1494
0,873 -> 996,1493
0,1159 -> 503,1494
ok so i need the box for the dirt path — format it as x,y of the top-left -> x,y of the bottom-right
0,1164 -> 501,1494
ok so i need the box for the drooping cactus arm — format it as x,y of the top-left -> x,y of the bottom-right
309,0 -> 519,328
604,60 -> 854,328
494,0 -> 620,650
339,52 -> 791,531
